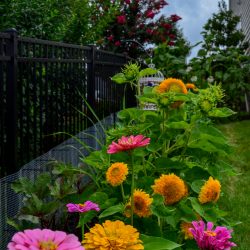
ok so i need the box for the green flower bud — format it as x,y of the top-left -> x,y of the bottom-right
122,63 -> 140,82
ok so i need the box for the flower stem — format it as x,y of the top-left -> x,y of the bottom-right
130,153 -> 135,226
161,110 -> 167,154
121,183 -> 125,202
158,216 -> 163,236
80,215 -> 85,240
136,79 -> 141,97
82,224 -> 84,240
142,156 -> 147,176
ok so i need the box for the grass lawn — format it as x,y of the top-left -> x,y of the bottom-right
218,120 -> 250,250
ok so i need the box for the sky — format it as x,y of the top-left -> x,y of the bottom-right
162,0 -> 229,59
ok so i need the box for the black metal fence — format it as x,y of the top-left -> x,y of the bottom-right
0,30 -> 136,177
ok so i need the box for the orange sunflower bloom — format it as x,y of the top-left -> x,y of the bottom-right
152,174 -> 186,205
156,78 -> 188,94
124,189 -> 153,218
106,162 -> 128,186
83,220 -> 144,250
180,221 -> 194,240
180,214 -> 201,240
185,83 -> 198,92
198,177 -> 221,204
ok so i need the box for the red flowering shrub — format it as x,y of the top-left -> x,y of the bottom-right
99,0 -> 182,58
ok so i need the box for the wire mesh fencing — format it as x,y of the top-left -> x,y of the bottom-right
0,113 -> 116,249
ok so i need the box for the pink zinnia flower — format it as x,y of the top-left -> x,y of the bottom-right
107,135 -> 150,154
117,15 -> 126,24
67,201 -> 100,213
189,220 -> 237,250
8,228 -> 84,250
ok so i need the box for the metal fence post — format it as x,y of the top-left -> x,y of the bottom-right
5,28 -> 18,175
87,45 -> 96,124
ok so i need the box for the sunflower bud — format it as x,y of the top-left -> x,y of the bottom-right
200,99 -> 213,113
122,62 -> 140,82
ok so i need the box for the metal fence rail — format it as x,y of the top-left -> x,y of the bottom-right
0,113 -> 116,249
0,30 -> 136,177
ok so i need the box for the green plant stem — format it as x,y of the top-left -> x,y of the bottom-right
123,85 -> 127,110
161,109 -> 168,154
80,215 -> 85,240
136,79 -> 141,97
179,126 -> 193,161
142,156 -> 147,176
158,216 -> 163,236
130,152 -> 135,226
121,183 -> 125,202
82,224 -> 84,240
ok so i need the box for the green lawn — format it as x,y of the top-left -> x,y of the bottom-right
218,120 -> 250,250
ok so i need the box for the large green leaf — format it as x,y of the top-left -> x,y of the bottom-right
82,150 -> 109,169
117,108 -> 143,122
143,86 -> 154,95
208,107 -> 236,117
191,180 -> 205,193
99,204 -> 124,218
188,139 -> 218,152
189,124 -> 228,145
188,197 -> 205,218
7,216 -> 39,231
215,160 -> 236,176
78,210 -> 97,226
151,195 -> 175,217
178,200 -> 197,221
167,121 -> 189,129
89,192 -> 109,207
155,157 -> 186,170
141,234 -> 182,250
173,93 -> 190,102
138,96 -> 157,104
21,195 -> 60,216
187,124 -> 231,155
111,73 -> 127,84
188,197 -> 217,222
138,218 -> 161,236
12,173 -> 51,198
11,177 -> 34,194
139,68 -> 158,77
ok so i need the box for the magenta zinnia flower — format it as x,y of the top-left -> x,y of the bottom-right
8,228 -> 84,250
189,220 -> 236,250
107,135 -> 150,154
67,200 -> 100,213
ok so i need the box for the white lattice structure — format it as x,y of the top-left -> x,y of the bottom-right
139,64 -> 164,110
